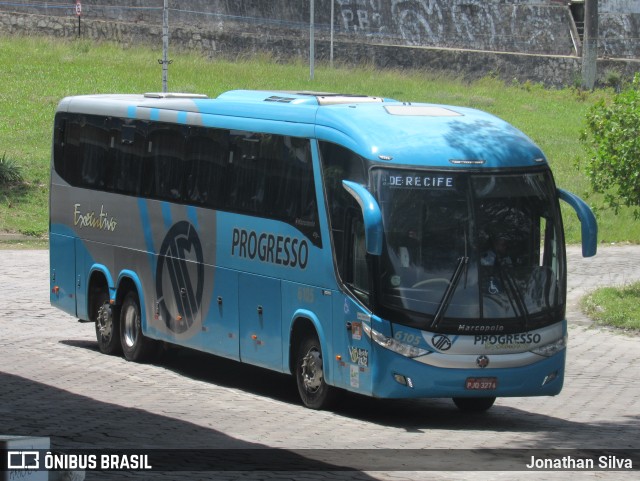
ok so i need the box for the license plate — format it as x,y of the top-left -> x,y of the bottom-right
465,377 -> 497,390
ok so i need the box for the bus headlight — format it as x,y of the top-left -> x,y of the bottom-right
531,335 -> 567,357
363,323 -> 429,358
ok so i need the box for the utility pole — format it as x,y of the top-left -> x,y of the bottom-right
581,0 -> 598,90
161,0 -> 169,92
330,0 -> 334,68
310,0 -> 315,80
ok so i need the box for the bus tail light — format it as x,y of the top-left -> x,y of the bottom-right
363,323 -> 429,359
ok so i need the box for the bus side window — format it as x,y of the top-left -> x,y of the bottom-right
185,133 -> 226,207
265,136 -> 318,232
227,133 -> 265,214
224,132 -> 320,244
319,141 -> 368,289
148,128 -> 185,201
112,123 -> 145,196
56,117 -> 82,187
286,137 -> 316,221
79,121 -> 110,190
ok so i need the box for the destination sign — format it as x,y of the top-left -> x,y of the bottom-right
382,174 -> 455,189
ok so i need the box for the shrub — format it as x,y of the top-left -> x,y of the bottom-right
581,74 -> 640,219
0,153 -> 23,185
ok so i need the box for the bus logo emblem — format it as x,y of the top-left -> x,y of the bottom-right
156,221 -> 204,334
476,355 -> 490,368
432,334 -> 452,351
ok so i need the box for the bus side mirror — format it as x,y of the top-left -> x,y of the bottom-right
558,188 -> 598,257
342,180 -> 383,256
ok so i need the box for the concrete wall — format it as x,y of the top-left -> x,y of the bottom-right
2,10 -> 638,88
601,0 -> 640,15
596,0 -> 640,59
2,1 -> 639,58
600,13 -> 640,58
0,0 -> 577,54
331,0 -> 575,55
0,1 -> 638,87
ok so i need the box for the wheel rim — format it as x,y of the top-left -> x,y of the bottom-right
301,347 -> 323,393
122,303 -> 139,349
96,303 -> 112,341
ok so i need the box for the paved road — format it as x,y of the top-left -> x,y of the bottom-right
1,246 -> 639,480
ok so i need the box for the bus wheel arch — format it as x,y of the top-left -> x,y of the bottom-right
290,316 -> 340,410
116,276 -> 156,363
89,270 -> 120,355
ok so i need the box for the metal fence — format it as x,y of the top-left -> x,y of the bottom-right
0,1 -> 638,60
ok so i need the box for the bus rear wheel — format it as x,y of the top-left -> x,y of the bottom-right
295,336 -> 339,410
94,291 -> 121,355
452,396 -> 496,412
120,290 -> 156,363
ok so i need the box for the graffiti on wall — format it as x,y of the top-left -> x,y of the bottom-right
335,0 -> 571,55
337,0 -> 386,34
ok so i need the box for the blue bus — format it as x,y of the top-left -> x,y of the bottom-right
50,90 -> 597,411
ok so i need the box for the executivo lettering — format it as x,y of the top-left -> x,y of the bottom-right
74,203 -> 118,232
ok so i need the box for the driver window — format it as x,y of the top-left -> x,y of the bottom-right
350,219 -> 370,304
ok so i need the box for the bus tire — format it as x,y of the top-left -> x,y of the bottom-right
452,396 -> 496,412
295,335 -> 339,410
120,290 -> 156,363
94,290 -> 121,355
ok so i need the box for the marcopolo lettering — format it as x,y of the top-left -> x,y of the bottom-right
457,323 -> 505,333
231,228 -> 309,269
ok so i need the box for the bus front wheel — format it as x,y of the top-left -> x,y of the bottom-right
120,290 -> 156,363
295,336 -> 338,410
452,396 -> 496,412
94,291 -> 121,355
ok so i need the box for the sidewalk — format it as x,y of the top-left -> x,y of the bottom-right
565,243 -> 640,327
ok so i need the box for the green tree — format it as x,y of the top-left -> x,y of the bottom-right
581,74 -> 640,218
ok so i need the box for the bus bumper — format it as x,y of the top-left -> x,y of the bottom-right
370,345 -> 565,399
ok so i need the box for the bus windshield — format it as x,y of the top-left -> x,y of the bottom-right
372,168 -> 566,334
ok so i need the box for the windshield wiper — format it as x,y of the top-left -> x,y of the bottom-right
430,255 -> 468,329
498,266 -> 531,329
431,228 -> 469,329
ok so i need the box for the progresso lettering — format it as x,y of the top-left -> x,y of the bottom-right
231,228 -> 309,269
474,333 -> 542,346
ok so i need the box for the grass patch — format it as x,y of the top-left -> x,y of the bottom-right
0,238 -> 49,250
0,34 -> 637,243
581,282 -> 640,332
